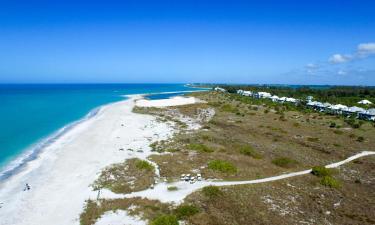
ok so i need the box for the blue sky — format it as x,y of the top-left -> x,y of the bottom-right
0,0 -> 374,85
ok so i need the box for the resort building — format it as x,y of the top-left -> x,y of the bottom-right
214,87 -> 226,92
358,109 -> 375,121
342,106 -> 366,117
358,99 -> 373,105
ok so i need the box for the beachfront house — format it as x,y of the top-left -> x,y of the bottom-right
270,95 -> 280,102
237,89 -> 244,95
285,97 -> 298,104
254,91 -> 272,99
328,104 -> 348,115
358,99 -> 373,105
214,87 -> 226,92
342,106 -> 365,117
242,90 -> 253,97
358,108 -> 375,121
306,96 -> 314,102
278,97 -> 287,102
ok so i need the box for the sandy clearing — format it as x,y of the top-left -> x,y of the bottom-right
135,96 -> 203,108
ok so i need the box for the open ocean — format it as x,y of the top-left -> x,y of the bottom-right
0,84 -> 204,180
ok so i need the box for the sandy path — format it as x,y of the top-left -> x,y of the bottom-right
0,95 -> 174,225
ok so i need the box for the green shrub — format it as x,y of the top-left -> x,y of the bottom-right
187,143 -> 214,153
329,122 -> 336,128
208,160 -> 237,173
151,215 -> 178,225
320,176 -> 341,188
356,136 -> 365,142
221,104 -> 237,113
175,205 -> 200,219
239,145 -> 262,159
135,160 -> 154,171
167,186 -> 178,191
272,157 -> 298,168
202,186 -> 222,198
311,166 -> 332,177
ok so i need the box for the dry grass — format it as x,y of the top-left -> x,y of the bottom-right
92,158 -> 155,194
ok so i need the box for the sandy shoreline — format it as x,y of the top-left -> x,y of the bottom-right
0,95 -> 174,225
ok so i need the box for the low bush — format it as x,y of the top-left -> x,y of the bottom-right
167,186 -> 178,191
329,122 -> 336,128
208,160 -> 237,173
135,160 -> 154,171
356,136 -> 365,142
202,185 -> 222,198
272,157 -> 298,168
239,145 -> 262,159
311,166 -> 332,177
174,204 -> 200,219
320,176 -> 341,188
151,215 -> 178,225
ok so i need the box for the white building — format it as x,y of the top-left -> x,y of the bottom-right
358,108 -> 375,121
358,99 -> 373,105
270,95 -> 280,102
214,87 -> 226,92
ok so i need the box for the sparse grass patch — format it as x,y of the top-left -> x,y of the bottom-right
202,185 -> 222,198
333,130 -> 344,135
208,160 -> 237,174
187,143 -> 214,153
239,145 -> 262,159
92,158 -> 155,194
150,215 -> 178,225
272,157 -> 298,168
307,137 -> 319,142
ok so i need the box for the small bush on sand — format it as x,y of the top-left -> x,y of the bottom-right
311,166 -> 332,177
320,176 -> 341,188
187,143 -> 214,153
175,204 -> 200,219
167,186 -> 178,191
208,160 -> 237,173
150,215 -> 178,225
135,160 -> 154,171
272,157 -> 298,168
202,186 -> 222,198
239,145 -> 262,159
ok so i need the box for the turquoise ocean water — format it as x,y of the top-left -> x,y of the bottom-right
0,84 -> 204,180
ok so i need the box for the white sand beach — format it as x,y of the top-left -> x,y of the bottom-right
135,96 -> 202,107
0,95 -> 177,225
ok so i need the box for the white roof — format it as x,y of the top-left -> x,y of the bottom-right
344,106 -> 365,113
361,108 -> 375,115
358,99 -> 373,105
286,97 -> 297,103
270,95 -> 279,99
279,96 -> 287,101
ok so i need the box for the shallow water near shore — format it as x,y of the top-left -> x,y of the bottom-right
0,83 -> 203,180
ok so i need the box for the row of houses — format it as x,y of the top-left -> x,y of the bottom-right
237,90 -> 298,104
235,89 -> 375,121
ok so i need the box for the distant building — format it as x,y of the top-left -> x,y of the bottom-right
214,87 -> 226,92
358,99 -> 373,105
342,106 -> 365,117
358,108 -> 375,121
255,92 -> 271,99
306,96 -> 314,102
270,95 -> 280,102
